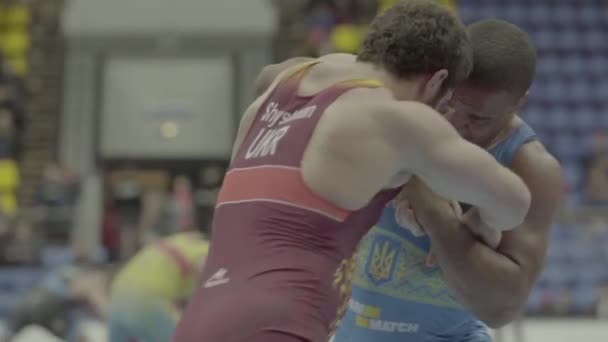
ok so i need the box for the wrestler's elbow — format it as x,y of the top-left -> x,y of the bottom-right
480,305 -> 521,329
500,172 -> 532,230
509,184 -> 532,228
476,289 -> 528,328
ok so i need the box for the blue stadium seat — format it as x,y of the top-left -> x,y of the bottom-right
503,6 -> 525,23
457,7 -> 476,24
589,56 -> 608,75
553,5 -> 576,26
557,29 -> 579,51
563,56 -> 586,76
537,55 -> 561,76
593,81 -> 608,103
571,107 -> 595,132
570,283 -> 599,313
526,286 -> 548,313
573,261 -> 607,286
476,5 -> 497,19
0,267 -> 44,292
522,108 -> 545,128
0,292 -> 21,317
534,29 -> 556,51
553,133 -> 583,160
538,265 -> 576,289
561,162 -> 584,190
569,237 -> 604,263
570,80 -> 594,104
579,6 -> 603,25
550,223 -> 579,240
537,134 -> 553,150
42,246 -> 75,268
583,29 -> 604,51
528,4 -> 551,25
0,267 -> 44,318
545,106 -> 570,130
545,245 -> 571,267
595,109 -> 608,128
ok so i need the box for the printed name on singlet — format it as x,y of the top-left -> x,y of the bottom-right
260,101 -> 317,127
245,101 -> 317,160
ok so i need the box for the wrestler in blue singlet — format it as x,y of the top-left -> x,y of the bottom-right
333,122 -> 537,342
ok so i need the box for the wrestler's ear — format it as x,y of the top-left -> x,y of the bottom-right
425,69 -> 448,97
514,90 -> 529,113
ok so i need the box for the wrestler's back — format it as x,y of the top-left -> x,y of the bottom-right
174,59 -> 406,342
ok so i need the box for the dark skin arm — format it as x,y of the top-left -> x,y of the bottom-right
405,142 -> 563,328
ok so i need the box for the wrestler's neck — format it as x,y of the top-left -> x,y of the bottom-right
353,62 -> 429,102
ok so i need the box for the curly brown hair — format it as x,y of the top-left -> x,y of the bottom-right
358,0 -> 472,90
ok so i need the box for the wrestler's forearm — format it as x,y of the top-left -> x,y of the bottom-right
417,205 -> 526,327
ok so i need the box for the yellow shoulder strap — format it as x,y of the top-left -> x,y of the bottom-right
282,60 -> 321,81
347,79 -> 385,88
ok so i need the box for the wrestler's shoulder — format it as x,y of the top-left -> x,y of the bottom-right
513,116 -> 559,169
329,90 -> 434,128
318,53 -> 358,63
512,138 -> 562,187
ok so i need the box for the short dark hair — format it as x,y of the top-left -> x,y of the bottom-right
358,0 -> 472,89
467,19 -> 537,97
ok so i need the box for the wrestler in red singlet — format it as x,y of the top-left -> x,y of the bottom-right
173,64 -> 400,342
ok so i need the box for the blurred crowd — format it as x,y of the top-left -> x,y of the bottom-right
101,163 -> 226,262
274,0 -> 455,58
0,0 -> 31,266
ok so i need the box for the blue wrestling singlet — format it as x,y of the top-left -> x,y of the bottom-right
333,122 -> 537,342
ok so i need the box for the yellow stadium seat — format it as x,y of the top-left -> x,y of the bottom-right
330,25 -> 363,54
378,0 -> 396,12
334,0 -> 458,54
0,159 -> 19,216
1,31 -> 30,57
4,5 -> 31,28
438,0 -> 456,10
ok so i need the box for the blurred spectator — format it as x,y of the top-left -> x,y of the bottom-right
101,198 -> 121,262
34,163 -> 80,243
0,105 -> 16,158
110,170 -> 142,259
195,164 -> 225,234
3,217 -> 42,265
278,0 -> 456,56
9,264 -> 115,341
140,189 -> 168,239
107,232 -> 208,342
0,61 -> 26,156
167,175 -> 195,232
306,0 -> 335,51
599,286 -> 608,318
36,164 -> 79,207
0,215 -> 12,263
